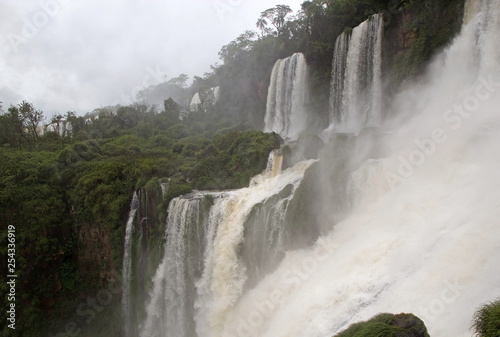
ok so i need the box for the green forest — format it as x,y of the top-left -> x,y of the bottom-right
0,98 -> 280,336
1,0 -> 499,336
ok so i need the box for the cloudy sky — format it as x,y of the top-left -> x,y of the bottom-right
0,0 -> 303,116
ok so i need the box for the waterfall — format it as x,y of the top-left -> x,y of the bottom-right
140,194 -> 214,337
121,191 -> 139,337
190,92 -> 201,108
190,86 -> 221,112
216,1 -> 500,336
264,53 -> 309,141
329,14 -> 383,134
250,149 -> 283,187
130,1 -> 500,336
330,33 -> 350,127
138,155 -> 315,337
264,149 -> 283,178
160,182 -> 169,196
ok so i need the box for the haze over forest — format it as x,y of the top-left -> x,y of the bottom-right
0,0 -> 303,114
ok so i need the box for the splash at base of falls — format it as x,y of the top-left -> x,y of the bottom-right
138,156 -> 315,337
131,1 -> 500,336
221,1 -> 500,336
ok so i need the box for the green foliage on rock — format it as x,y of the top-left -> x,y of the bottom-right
190,130 -> 280,189
200,0 -> 466,132
0,96 -> 280,337
333,313 -> 430,337
472,299 -> 500,337
385,0 -> 465,85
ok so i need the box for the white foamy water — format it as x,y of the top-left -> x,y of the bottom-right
329,14 -> 384,134
264,53 -> 310,141
222,1 -> 500,336
132,1 -> 500,336
121,191 -> 139,337
139,155 -> 315,337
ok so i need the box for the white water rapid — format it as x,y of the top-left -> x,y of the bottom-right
139,156 -> 315,337
264,53 -> 310,141
329,14 -> 383,134
121,191 -> 139,337
131,0 -> 500,336
220,1 -> 499,336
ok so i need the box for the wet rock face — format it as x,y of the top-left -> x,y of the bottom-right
78,221 -> 114,285
393,313 -> 430,337
395,8 -> 417,55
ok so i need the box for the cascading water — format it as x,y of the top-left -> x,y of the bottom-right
138,154 -> 314,337
190,86 -> 220,112
128,1 -> 500,336
218,1 -> 500,336
329,33 -> 350,128
160,182 -> 169,196
264,53 -> 309,141
140,194 -> 214,337
250,149 -> 283,187
329,14 -> 383,134
267,149 -> 283,178
121,191 -> 139,337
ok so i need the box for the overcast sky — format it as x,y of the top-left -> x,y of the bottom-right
0,0 -> 303,116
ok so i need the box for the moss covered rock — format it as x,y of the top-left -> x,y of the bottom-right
333,313 -> 430,337
472,299 -> 500,337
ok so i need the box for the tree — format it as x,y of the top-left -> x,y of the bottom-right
0,101 -> 9,146
301,1 -> 328,38
170,74 -> 189,88
7,104 -> 26,149
256,5 -> 293,37
218,31 -> 257,63
256,17 -> 271,38
163,97 -> 181,124
66,111 -> 84,137
0,113 -> 11,146
50,114 -> 64,136
136,74 -> 190,109
18,100 -> 44,142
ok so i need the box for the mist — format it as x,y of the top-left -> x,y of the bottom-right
0,0 -> 303,115
219,2 -> 500,336
3,0 -> 500,337
133,1 -> 500,336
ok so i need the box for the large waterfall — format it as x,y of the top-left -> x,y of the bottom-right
264,53 -> 309,141
329,14 -> 383,134
220,1 -> 498,336
138,155 -> 314,337
126,0 -> 500,336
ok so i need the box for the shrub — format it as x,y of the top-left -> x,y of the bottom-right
472,299 -> 500,337
333,313 -> 429,337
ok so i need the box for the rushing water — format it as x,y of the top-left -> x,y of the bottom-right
121,191 -> 139,337
190,86 -> 220,112
264,53 -> 309,141
138,155 -> 315,337
222,1 -> 500,336
329,14 -> 383,134
128,1 -> 500,336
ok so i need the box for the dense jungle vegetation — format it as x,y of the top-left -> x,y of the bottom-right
0,98 -> 279,336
